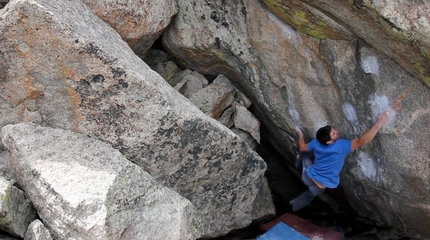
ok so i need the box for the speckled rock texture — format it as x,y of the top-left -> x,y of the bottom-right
0,0 -> 274,238
1,123 -> 199,240
24,220 -> 53,240
80,0 -> 177,56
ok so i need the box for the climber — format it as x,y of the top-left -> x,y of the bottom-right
290,111 -> 391,211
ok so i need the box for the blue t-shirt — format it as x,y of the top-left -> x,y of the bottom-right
306,138 -> 352,188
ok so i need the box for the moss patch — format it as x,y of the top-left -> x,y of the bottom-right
412,62 -> 430,87
413,62 -> 425,74
261,0 -> 349,40
292,11 -> 308,24
423,77 -> 430,86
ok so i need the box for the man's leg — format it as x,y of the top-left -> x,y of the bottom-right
291,173 -> 325,211
291,152 -> 325,211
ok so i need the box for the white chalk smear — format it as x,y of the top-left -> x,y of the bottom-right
361,56 -> 379,74
284,78 -> 301,125
358,152 -> 377,180
289,106 -> 300,126
342,102 -> 359,124
368,93 -> 395,121
268,12 -> 299,43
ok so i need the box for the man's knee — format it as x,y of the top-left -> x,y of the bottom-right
309,186 -> 325,196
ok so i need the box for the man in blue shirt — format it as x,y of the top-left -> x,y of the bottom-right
291,111 -> 391,211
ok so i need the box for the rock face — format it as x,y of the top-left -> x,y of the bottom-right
162,0 -> 430,238
81,0 -> 178,56
0,0 -> 274,237
1,123 -> 198,240
334,44 -> 430,238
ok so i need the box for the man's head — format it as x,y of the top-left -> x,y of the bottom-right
316,125 -> 339,145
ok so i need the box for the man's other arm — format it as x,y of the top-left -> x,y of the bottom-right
296,127 -> 308,152
351,111 -> 391,151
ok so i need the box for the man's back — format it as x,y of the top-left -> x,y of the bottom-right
306,138 -> 352,188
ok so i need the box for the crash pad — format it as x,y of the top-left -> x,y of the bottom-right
257,222 -> 310,240
259,213 -> 344,240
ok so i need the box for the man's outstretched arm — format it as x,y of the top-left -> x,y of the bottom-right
351,111 -> 391,151
296,127 -> 308,152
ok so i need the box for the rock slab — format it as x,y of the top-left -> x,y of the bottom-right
1,123 -> 198,240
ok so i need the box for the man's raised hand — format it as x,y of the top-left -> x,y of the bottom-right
375,111 -> 391,128
295,126 -> 303,137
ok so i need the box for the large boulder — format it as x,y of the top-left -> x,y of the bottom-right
162,0 -> 430,238
0,0 -> 274,237
1,123 -> 198,240
81,0 -> 177,56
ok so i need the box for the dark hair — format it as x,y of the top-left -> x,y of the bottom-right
316,125 -> 332,145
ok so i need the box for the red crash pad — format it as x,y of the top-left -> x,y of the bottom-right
259,213 -> 344,240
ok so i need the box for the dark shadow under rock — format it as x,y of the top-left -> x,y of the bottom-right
0,0 -> 9,9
